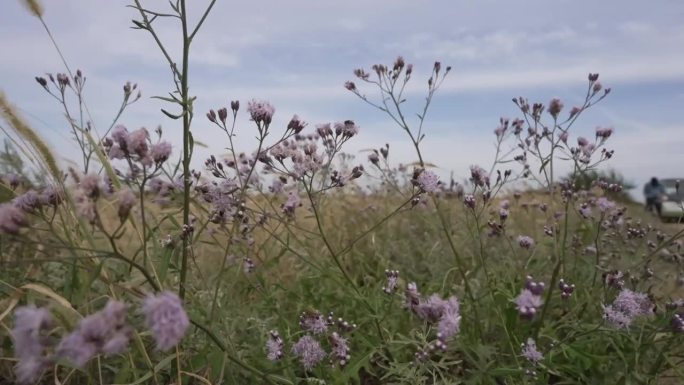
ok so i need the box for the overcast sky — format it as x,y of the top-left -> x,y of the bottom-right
2,0 -> 684,199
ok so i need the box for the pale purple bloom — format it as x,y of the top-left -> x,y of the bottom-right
299,311 -> 328,335
417,170 -> 439,192
13,190 -> 42,212
116,189 -> 137,221
282,191 -> 301,217
40,185 -> 63,207
521,338 -> 543,364
463,194 -> 476,209
548,98 -> 564,118
0,203 -> 28,234
150,141 -> 172,164
291,335 -> 325,371
596,126 -> 614,140
126,127 -> 150,159
80,173 -> 102,199
11,306 -> 53,384
142,291 -> 190,351
247,99 -> 275,125
517,235 -> 535,249
436,297 -> 461,341
57,300 -> 131,367
330,332 -> 351,366
469,165 -> 490,187
334,120 -> 359,138
596,197 -> 616,213
408,283 -> 461,343
382,270 -> 400,294
515,289 -> 543,317
266,330 -> 284,361
603,289 -> 653,329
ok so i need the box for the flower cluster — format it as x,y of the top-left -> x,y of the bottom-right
142,291 -> 190,351
515,276 -> 545,318
405,282 -> 461,353
102,125 -> 173,170
288,310 -> 355,370
57,300 -> 131,368
603,289 -> 653,329
11,306 -> 53,384
521,338 -> 543,364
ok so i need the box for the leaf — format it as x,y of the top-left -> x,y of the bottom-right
21,283 -> 80,317
161,108 -> 183,120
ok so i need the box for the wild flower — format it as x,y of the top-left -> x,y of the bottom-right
266,330 -> 284,361
142,291 -> 190,351
596,197 -> 616,213
603,288 -> 653,329
417,170 -> 439,192
521,338 -> 543,364
515,277 -> 545,318
517,235 -> 535,249
469,165 -> 490,188
559,279 -> 575,299
0,202 -> 29,234
515,289 -> 543,318
12,190 -> 42,212
57,300 -> 131,368
116,189 -> 137,222
11,306 -> 53,384
282,191 -> 301,217
548,98 -> 564,118
330,331 -> 351,366
150,141 -> 172,164
291,335 -> 325,371
672,313 -> 684,333
406,283 -> 461,344
80,173 -> 102,199
382,270 -> 400,294
464,194 -> 476,209
247,99 -> 275,126
299,311 -> 328,335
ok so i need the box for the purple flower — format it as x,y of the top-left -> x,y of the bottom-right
142,291 -> 190,351
517,235 -> 535,249
603,289 -> 653,329
548,98 -> 564,118
291,335 -> 325,371
596,126 -> 614,140
417,170 -> 439,192
57,300 -> 131,368
437,297 -> 461,341
282,191 -> 301,217
116,189 -> 137,222
469,165 -> 490,187
150,141 -> 172,164
596,197 -> 616,213
247,99 -> 275,126
0,203 -> 28,234
299,311 -> 328,335
515,289 -> 543,317
463,194 -> 476,209
382,270 -> 400,294
330,331 -> 351,366
12,190 -> 42,212
126,127 -> 150,159
80,173 -> 102,199
407,283 -> 461,343
11,306 -> 53,384
521,338 -> 543,364
266,330 -> 284,361
334,120 -> 359,138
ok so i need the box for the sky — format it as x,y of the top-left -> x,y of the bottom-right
1,0 -> 684,200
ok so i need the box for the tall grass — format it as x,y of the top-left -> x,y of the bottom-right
0,1 -> 683,384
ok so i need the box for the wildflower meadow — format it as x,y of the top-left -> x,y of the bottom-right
1,1 -> 683,384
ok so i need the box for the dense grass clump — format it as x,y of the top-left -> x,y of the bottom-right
1,1 -> 683,384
